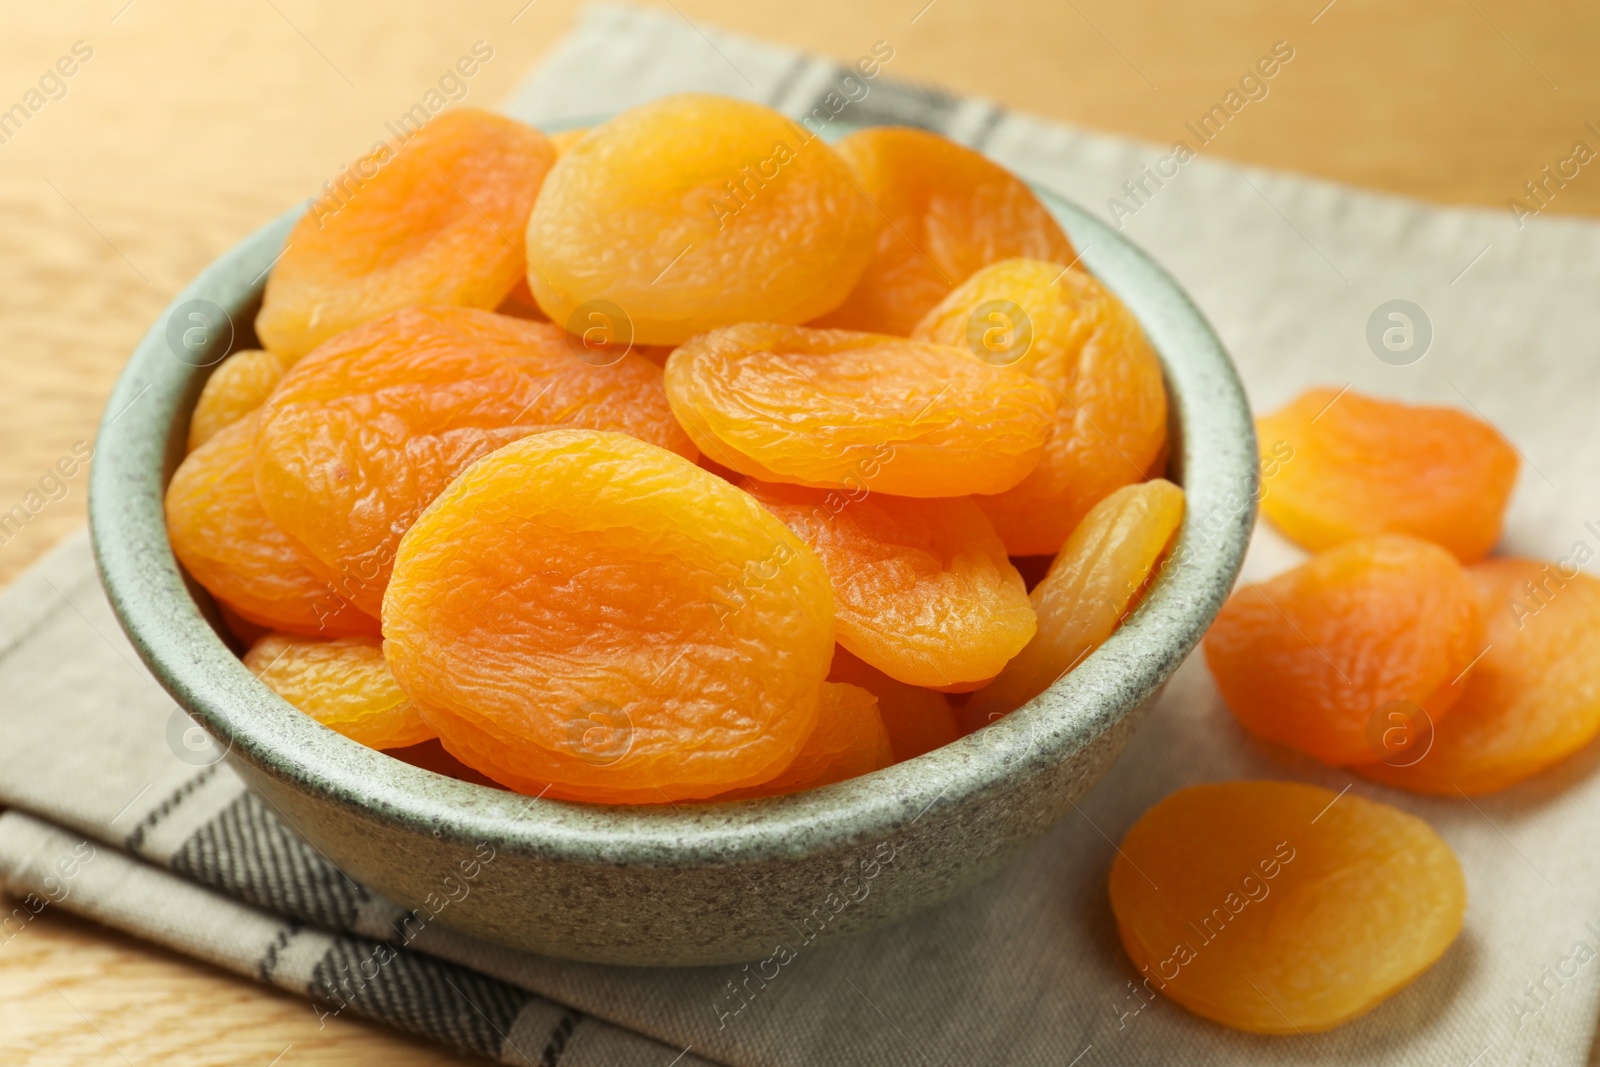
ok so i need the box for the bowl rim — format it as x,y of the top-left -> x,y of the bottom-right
88,161 -> 1257,869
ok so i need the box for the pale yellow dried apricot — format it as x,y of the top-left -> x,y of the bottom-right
525,94 -> 876,344
382,430 -> 834,804
1111,781 -> 1465,1033
964,479 -> 1184,723
245,633 -> 432,750
664,323 -> 1054,497
187,349 -> 293,452
546,126 -> 589,156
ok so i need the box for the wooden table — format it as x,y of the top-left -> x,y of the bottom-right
1,1 -> 1595,1062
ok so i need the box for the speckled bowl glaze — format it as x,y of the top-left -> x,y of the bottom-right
89,165 -> 1256,966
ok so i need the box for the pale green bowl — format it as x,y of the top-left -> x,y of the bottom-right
89,179 -> 1255,966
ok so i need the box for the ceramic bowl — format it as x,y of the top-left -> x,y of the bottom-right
89,171 -> 1256,966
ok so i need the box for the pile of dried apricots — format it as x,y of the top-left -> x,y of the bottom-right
166,96 -> 1181,806
1113,384 -> 1600,1034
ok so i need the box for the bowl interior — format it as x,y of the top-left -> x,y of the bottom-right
88,145 -> 1257,869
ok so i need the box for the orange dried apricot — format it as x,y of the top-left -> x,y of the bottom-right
525,94 -> 875,345
915,259 -> 1168,555
546,126 -> 589,156
1205,535 -> 1483,766
1360,559 -> 1600,795
827,647 -> 959,762
744,479 -> 1034,689
1111,780 -> 1466,1033
187,349 -> 293,452
664,323 -> 1054,497
165,414 -> 377,637
257,109 -> 554,359
253,307 -> 694,616
717,681 -> 893,798
1257,388 -> 1519,563
382,430 -> 834,804
244,633 -> 432,750
964,479 -> 1184,724
815,127 -> 1076,335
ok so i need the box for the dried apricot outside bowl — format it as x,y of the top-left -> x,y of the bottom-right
87,115 -> 1254,967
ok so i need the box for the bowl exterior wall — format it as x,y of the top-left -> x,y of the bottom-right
238,685 -> 1158,965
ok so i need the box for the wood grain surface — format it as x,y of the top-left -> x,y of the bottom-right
1,1 -> 1597,1062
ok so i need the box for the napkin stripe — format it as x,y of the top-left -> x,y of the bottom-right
122,763 -> 220,852
152,793 -> 594,1063
307,933 -> 532,1058
171,789 -> 373,929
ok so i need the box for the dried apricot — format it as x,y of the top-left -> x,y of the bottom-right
165,414 -> 377,637
1257,388 -> 1519,563
546,126 -> 589,156
964,479 -> 1184,724
1360,559 -> 1600,795
257,109 -> 554,359
525,94 -> 875,344
244,633 -> 431,751
664,323 -> 1054,497
1205,535 -> 1483,766
382,430 -> 834,804
827,647 -> 959,761
187,349 -> 293,452
253,307 -> 694,617
717,682 -> 893,798
744,479 -> 1034,689
815,127 -> 1076,335
1111,780 -> 1465,1033
915,259 -> 1168,555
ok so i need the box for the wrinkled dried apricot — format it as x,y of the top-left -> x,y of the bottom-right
1360,559 -> 1600,795
165,414 -> 376,637
382,430 -> 834,804
257,109 -> 554,359
1257,388 -> 1518,563
745,479 -> 1034,689
827,647 -> 959,761
1205,535 -> 1483,766
965,479 -> 1184,724
915,259 -> 1168,555
254,307 -> 694,616
664,323 -> 1054,497
525,94 -> 875,344
187,349 -> 293,452
718,682 -> 893,798
1111,780 -> 1465,1033
815,127 -> 1076,335
244,633 -> 431,750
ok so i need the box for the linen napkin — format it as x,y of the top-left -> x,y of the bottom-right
5,6 -> 1600,1066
